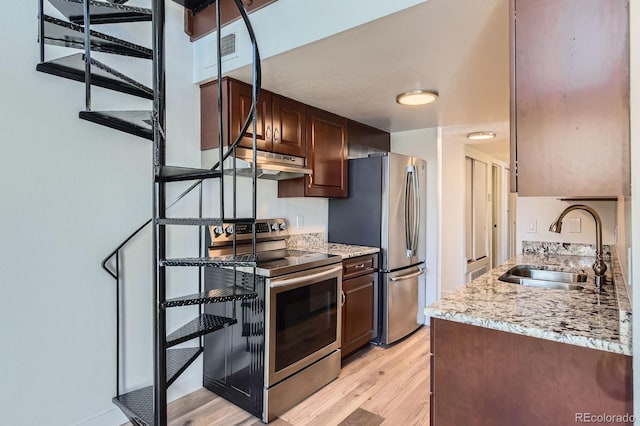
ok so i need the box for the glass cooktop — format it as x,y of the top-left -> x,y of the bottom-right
254,250 -> 341,277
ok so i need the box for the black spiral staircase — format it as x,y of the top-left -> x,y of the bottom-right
36,0 -> 262,424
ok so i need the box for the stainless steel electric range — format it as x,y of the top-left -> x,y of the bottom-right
202,218 -> 342,423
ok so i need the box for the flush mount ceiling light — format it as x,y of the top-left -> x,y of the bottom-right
466,131 -> 496,140
396,90 -> 439,106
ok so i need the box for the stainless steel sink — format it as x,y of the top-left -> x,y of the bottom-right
498,265 -> 587,291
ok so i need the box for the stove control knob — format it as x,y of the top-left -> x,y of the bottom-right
212,226 -> 224,237
279,222 -> 287,231
225,225 -> 234,235
271,223 -> 279,231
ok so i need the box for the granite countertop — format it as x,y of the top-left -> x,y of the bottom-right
286,232 -> 380,259
425,248 -> 632,355
303,242 -> 380,259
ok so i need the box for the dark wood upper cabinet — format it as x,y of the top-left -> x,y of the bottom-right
201,78 -> 388,199
184,0 -> 277,42
510,0 -> 630,196
347,120 -> 390,152
272,95 -> 306,157
278,107 -> 348,198
229,79 -> 272,151
306,107 -> 348,198
201,77 -> 305,157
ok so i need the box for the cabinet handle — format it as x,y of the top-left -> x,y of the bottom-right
308,174 -> 313,188
266,126 -> 272,141
354,264 -> 366,269
341,291 -> 346,306
242,0 -> 254,5
274,128 -> 280,143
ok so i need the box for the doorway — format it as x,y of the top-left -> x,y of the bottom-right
491,164 -> 500,268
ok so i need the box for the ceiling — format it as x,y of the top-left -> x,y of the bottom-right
229,0 -> 511,161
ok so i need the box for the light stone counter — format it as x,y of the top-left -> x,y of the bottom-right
287,232 -> 380,259
425,243 -> 631,355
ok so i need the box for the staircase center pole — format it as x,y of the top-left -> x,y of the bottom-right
38,0 -> 45,63
152,0 -> 167,425
82,0 -> 92,110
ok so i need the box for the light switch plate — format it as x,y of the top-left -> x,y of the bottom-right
527,219 -> 537,233
568,217 -> 581,233
296,215 -> 304,230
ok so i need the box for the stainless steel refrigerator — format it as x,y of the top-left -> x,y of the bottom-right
328,153 -> 426,345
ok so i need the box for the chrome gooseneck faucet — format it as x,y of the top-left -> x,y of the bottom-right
549,204 -> 607,289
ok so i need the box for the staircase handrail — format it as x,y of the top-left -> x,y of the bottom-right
101,0 -> 261,280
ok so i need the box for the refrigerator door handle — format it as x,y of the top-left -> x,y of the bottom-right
390,267 -> 426,282
412,164 -> 420,253
404,166 -> 413,257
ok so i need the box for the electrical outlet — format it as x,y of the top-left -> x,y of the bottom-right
568,217 -> 581,233
296,215 -> 304,230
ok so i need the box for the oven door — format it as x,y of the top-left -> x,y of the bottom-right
265,264 -> 342,387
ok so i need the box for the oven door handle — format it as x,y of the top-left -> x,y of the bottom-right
269,265 -> 342,289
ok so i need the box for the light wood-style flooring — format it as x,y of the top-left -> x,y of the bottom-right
141,327 -> 430,426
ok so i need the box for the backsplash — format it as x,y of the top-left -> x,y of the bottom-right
286,232 -> 325,250
522,241 -> 612,258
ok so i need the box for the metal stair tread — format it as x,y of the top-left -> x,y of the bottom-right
112,386 -> 153,426
156,217 -> 256,225
160,255 -> 257,267
163,287 -> 258,308
166,314 -> 237,348
171,0 -> 217,15
43,15 -> 152,59
167,347 -> 202,386
47,0 -> 152,25
79,110 -> 152,140
36,53 -> 153,99
159,166 -> 223,182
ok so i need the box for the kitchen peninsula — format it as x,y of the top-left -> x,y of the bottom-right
425,243 -> 633,426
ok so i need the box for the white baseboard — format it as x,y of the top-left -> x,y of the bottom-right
74,408 -> 126,426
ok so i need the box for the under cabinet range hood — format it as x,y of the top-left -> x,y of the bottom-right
224,147 -> 312,180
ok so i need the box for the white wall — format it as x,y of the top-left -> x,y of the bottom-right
391,128 -> 439,324
515,198 -> 617,253
439,129 -> 467,295
616,197 -> 632,293
0,2 -> 202,425
200,151 -> 328,234
193,0 -> 427,83
630,0 -> 640,417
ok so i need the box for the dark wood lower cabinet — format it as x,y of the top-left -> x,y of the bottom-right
430,318 -> 633,426
341,254 -> 378,359
342,273 -> 376,359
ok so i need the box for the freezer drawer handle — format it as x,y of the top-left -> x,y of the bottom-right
390,267 -> 426,282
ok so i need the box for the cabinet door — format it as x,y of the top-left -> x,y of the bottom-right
200,79 -> 228,150
272,95 -> 306,157
305,107 -> 348,198
229,80 -> 272,151
512,0 -> 629,196
342,273 -> 376,359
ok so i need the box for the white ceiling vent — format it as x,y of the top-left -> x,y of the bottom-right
220,33 -> 236,58
205,32 -> 238,69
